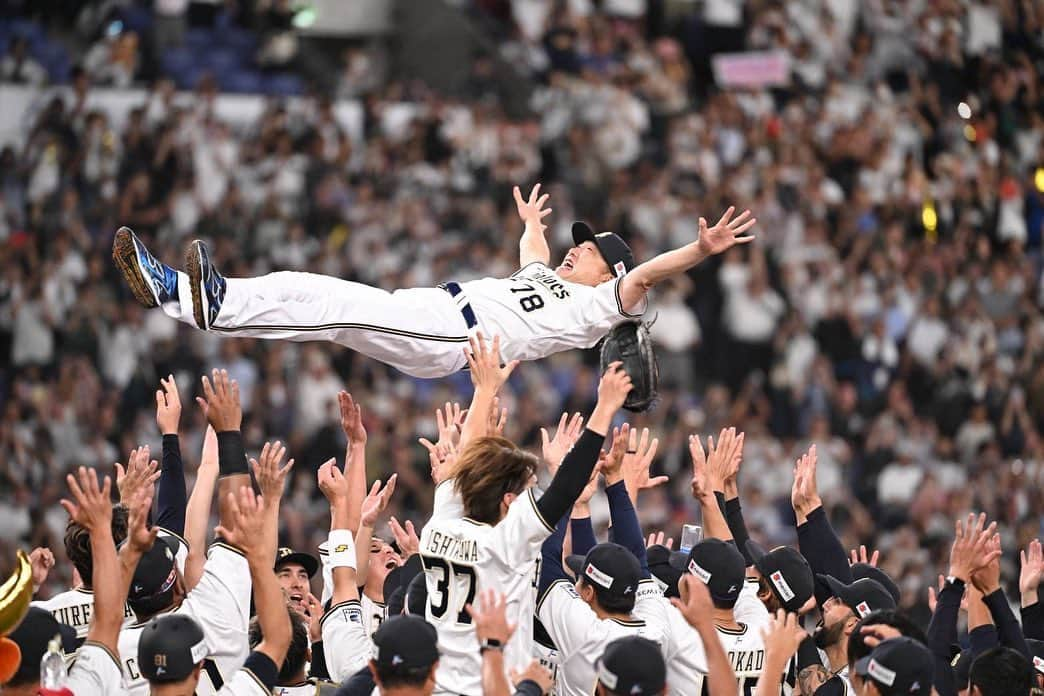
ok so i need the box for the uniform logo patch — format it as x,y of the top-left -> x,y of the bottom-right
190,637 -> 209,663
585,563 -> 615,590
613,261 -> 627,277
688,560 -> 712,583
866,658 -> 896,686
1033,655 -> 1044,674
334,544 -> 350,553
856,601 -> 872,618
343,605 -> 363,624
769,570 -> 796,602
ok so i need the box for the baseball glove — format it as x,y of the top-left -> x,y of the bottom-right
600,320 -> 659,412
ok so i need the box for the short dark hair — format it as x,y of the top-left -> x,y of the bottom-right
970,647 -> 1033,696
847,610 -> 927,668
454,438 -> 539,524
250,606 -> 308,683
578,578 -> 636,614
64,504 -> 128,587
373,663 -> 435,689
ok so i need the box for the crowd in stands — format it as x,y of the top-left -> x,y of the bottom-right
0,0 -> 1042,648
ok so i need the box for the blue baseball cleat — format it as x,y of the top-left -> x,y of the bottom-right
112,226 -> 179,308
185,239 -> 226,330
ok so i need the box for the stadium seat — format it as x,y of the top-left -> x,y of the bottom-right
220,69 -> 262,94
265,72 -> 303,97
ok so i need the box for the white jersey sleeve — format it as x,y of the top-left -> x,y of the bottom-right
734,577 -> 770,627
66,641 -> 126,695
182,542 -> 253,634
216,652 -> 280,696
488,488 -> 555,568
320,599 -> 372,682
431,479 -> 464,523
535,580 -> 600,657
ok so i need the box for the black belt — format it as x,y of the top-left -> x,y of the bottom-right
439,282 -> 478,329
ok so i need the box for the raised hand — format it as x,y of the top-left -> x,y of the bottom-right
622,426 -> 666,501
574,462 -> 603,511
360,476 -> 398,529
465,333 -> 519,395
155,374 -> 182,436
250,440 -> 294,502
705,427 -> 738,492
28,547 -> 55,587
859,623 -> 903,649
541,412 -> 585,473
603,423 -> 631,482
435,402 -> 464,447
420,437 -> 458,486
125,486 -> 158,554
791,444 -> 822,522
214,486 -> 270,561
850,545 -> 880,567
303,592 -> 324,643
389,516 -> 420,558
115,445 -> 160,505
695,206 -> 756,257
510,661 -> 554,695
1019,539 -> 1043,606
970,533 -> 1003,595
466,589 -> 516,644
338,391 -> 367,446
61,467 -> 114,533
596,362 -> 633,412
198,369 -> 242,432
927,574 -> 969,614
513,183 -> 552,231
671,575 -> 716,630
488,396 -> 508,437
687,434 -> 712,502
948,513 -> 1000,583
760,610 -> 808,665
316,458 -> 347,506
646,532 -> 674,550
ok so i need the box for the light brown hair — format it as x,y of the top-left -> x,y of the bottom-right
454,437 -> 540,524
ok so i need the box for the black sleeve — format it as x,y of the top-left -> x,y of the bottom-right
926,578 -> 963,696
309,640 -> 330,680
155,434 -> 187,535
796,506 -> 852,604
335,665 -> 376,696
968,625 -> 999,657
982,589 -> 1031,658
535,429 -> 605,526
796,635 -> 824,671
217,430 -> 249,476
514,680 -> 545,696
241,651 -> 279,692
1020,602 -> 1044,640
722,495 -> 753,566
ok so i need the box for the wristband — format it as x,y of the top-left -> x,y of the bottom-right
216,431 -> 249,476
327,530 -> 357,570
479,638 -> 504,653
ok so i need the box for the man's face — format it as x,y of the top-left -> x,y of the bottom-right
556,241 -> 612,286
367,540 -> 402,588
814,596 -> 855,649
276,562 -> 311,613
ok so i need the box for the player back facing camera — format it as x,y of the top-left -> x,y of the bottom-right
114,184 -> 754,381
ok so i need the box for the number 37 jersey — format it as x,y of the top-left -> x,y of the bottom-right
420,486 -> 555,696
460,262 -> 646,363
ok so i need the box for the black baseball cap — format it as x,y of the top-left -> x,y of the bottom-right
572,223 -> 636,278
565,543 -> 641,602
818,575 -> 897,618
669,538 -> 745,604
596,636 -> 665,696
746,540 -> 814,613
952,648 -> 974,686
275,547 -> 319,578
851,563 -> 901,605
137,614 -> 208,682
7,608 -> 77,684
127,536 -> 180,607
854,637 -> 933,694
372,615 -> 439,673
646,544 -> 682,598
1028,639 -> 1044,676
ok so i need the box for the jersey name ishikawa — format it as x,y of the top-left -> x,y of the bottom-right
425,530 -> 480,563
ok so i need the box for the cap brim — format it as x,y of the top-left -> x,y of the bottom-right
565,555 -> 585,577
572,221 -> 596,247
745,540 -> 768,573
276,552 -> 320,578
668,551 -> 690,572
816,574 -> 849,603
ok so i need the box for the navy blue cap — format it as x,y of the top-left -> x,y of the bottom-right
818,575 -> 896,618
855,637 -> 933,694
669,539 -> 745,603
566,543 -> 641,602
597,636 -> 665,695
572,223 -> 636,278
747,540 -> 815,613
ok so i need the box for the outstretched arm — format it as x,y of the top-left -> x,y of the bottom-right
515,184 -> 552,268
618,207 -> 755,310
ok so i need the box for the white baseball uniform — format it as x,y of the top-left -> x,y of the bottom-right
215,652 -> 280,696
65,641 -> 126,694
161,262 -> 644,377
118,542 -> 252,696
536,579 -> 667,696
320,598 -> 372,682
420,485 -> 554,696
360,594 -> 386,638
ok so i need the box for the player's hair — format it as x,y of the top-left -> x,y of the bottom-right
249,606 -> 308,682
846,610 -> 927,669
64,503 -> 129,588
578,577 -> 636,614
969,647 -> 1033,696
454,437 -> 540,525
372,662 -> 437,689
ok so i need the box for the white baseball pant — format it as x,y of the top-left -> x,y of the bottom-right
160,271 -> 472,378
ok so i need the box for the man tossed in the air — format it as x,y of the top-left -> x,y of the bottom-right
113,185 -> 755,377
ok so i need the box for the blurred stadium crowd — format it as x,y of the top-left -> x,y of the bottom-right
1,0 -> 1043,627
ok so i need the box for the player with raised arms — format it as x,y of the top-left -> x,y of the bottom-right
113,185 -> 754,377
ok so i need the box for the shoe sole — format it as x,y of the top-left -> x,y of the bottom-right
185,241 -> 209,330
112,227 -> 159,308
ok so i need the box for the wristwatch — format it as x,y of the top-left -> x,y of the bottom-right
479,638 -> 504,653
